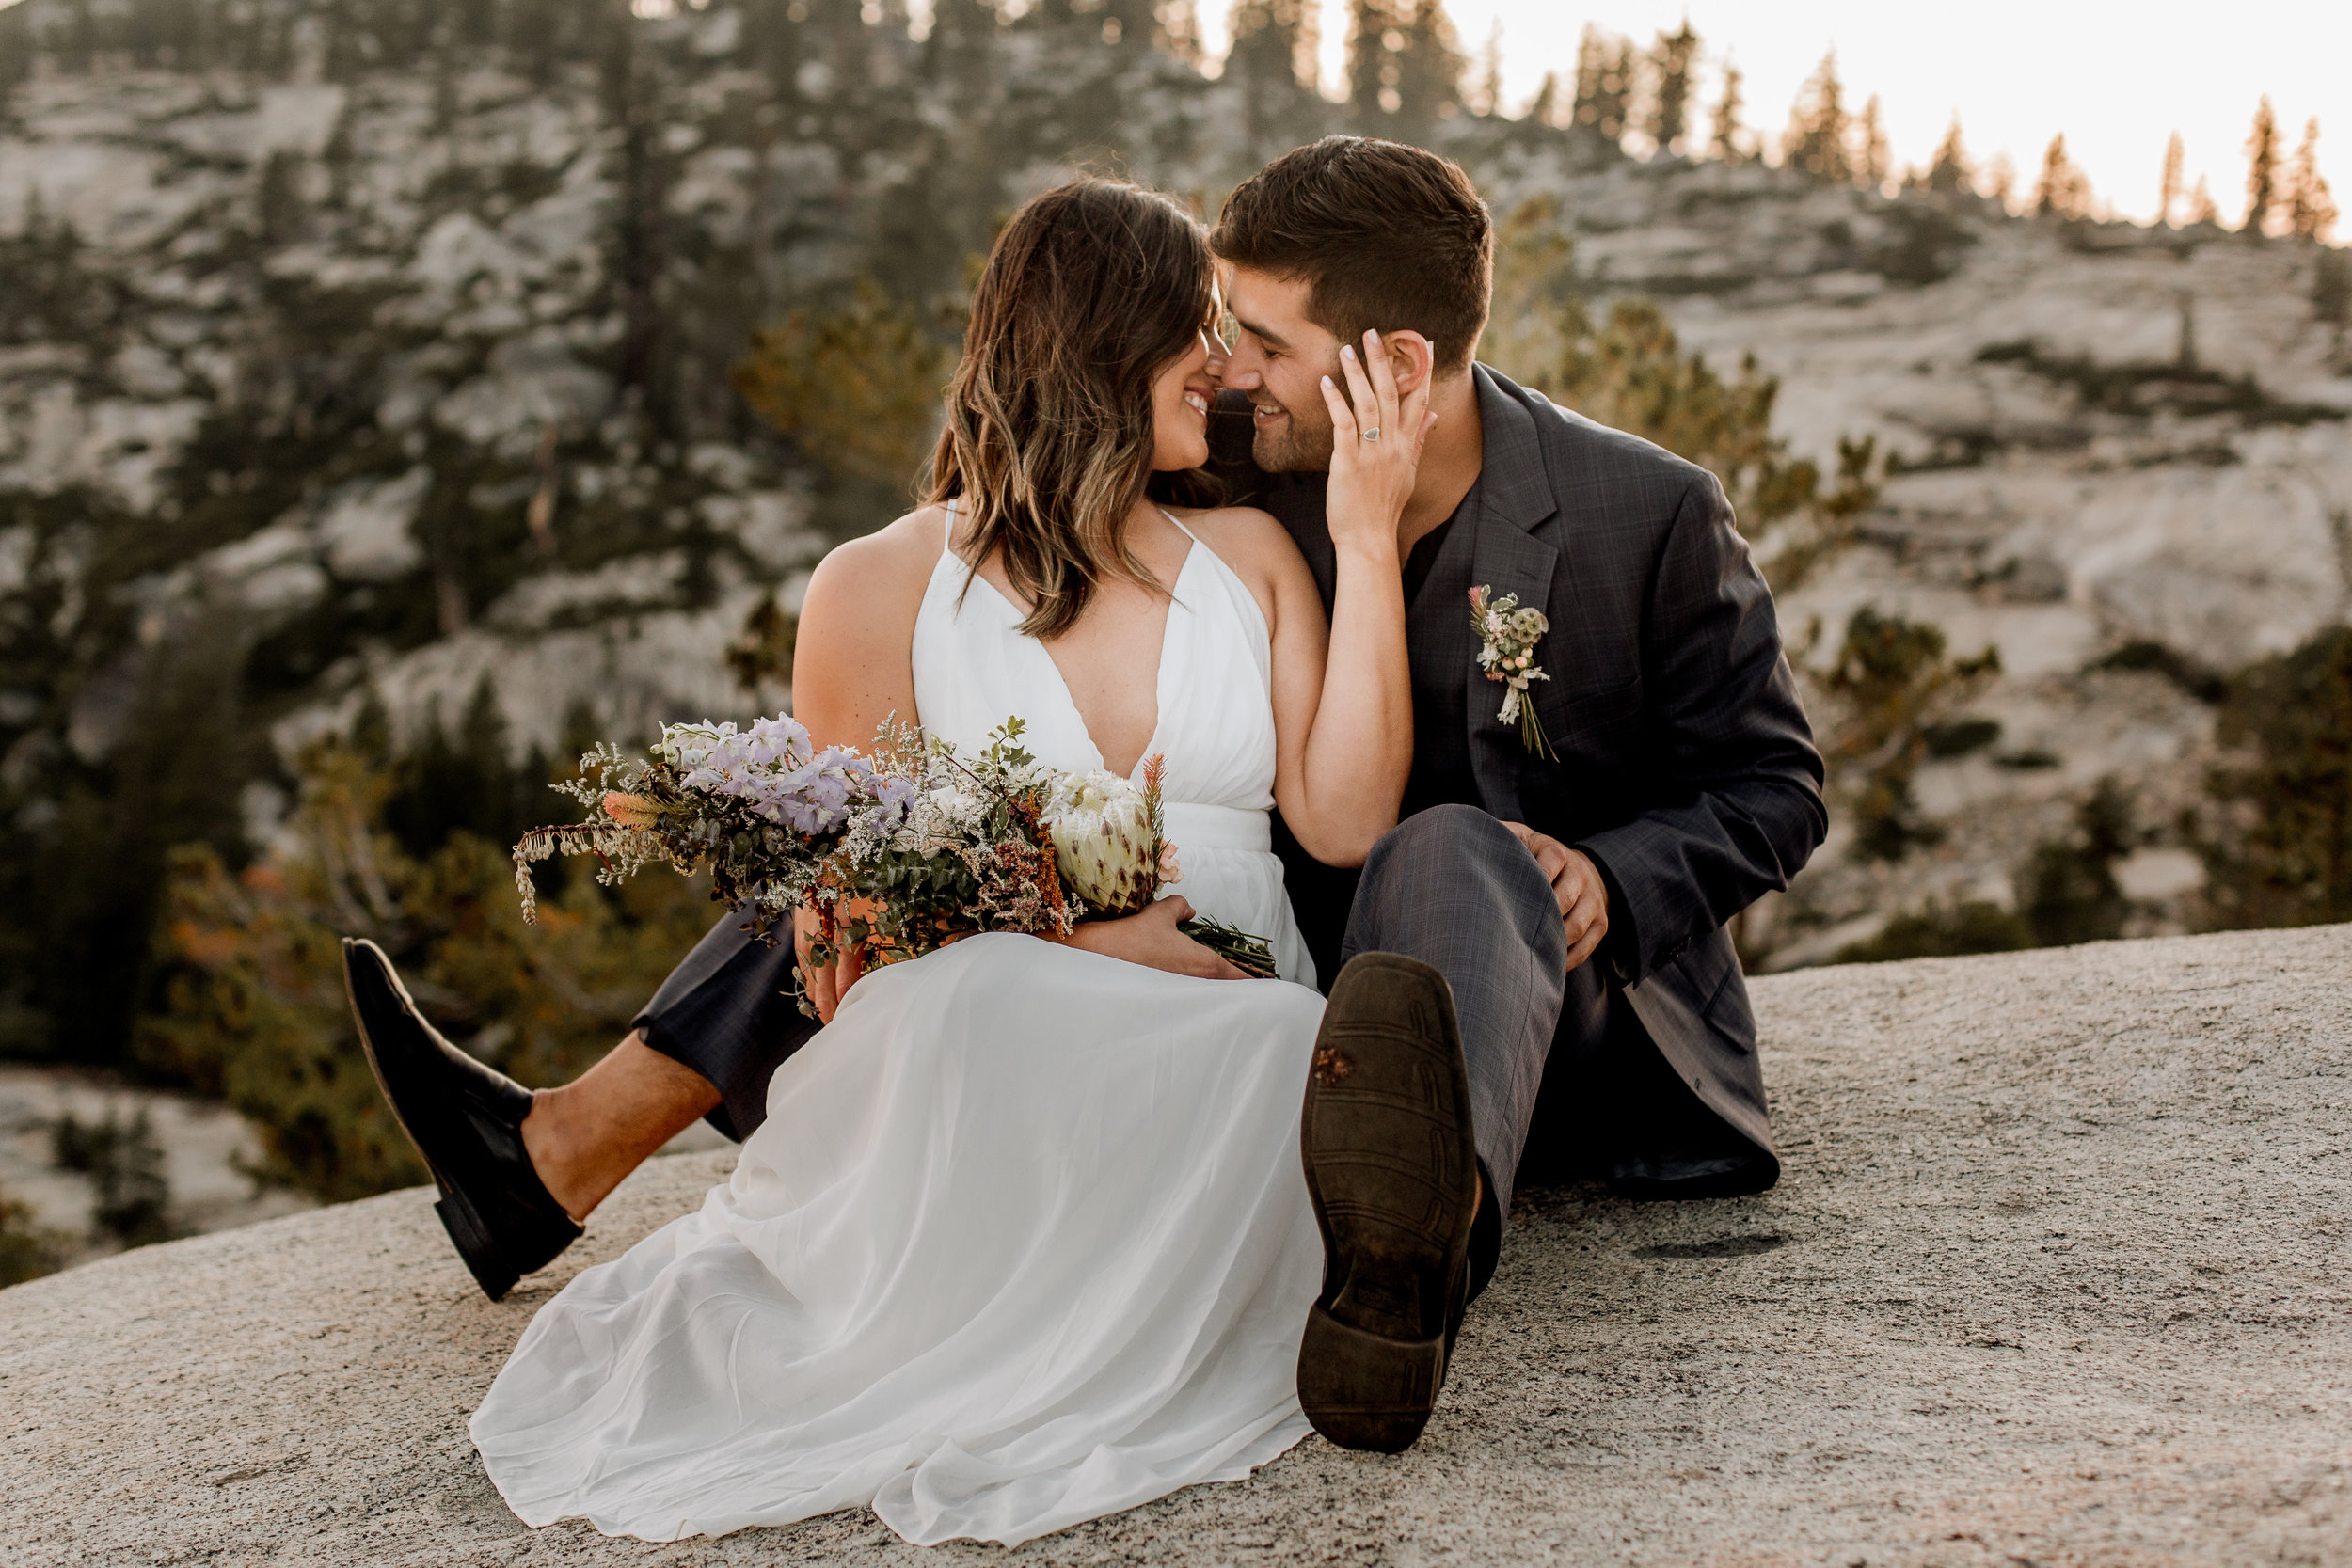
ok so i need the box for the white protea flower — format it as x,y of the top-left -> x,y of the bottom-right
1043,768 -> 1161,916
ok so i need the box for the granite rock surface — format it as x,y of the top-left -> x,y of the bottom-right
5,923 -> 2349,1566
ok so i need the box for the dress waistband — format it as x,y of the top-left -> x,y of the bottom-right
1161,802 -> 1272,854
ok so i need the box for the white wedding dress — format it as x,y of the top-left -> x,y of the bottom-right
469,509 -> 1329,1547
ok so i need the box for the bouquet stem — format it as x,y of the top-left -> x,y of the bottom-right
1179,916 -> 1280,979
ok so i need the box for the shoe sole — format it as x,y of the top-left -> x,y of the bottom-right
342,938 -> 537,1303
1297,953 -> 1478,1453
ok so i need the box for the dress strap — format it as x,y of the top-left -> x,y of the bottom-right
1158,507 -> 1201,545
943,498 -> 957,558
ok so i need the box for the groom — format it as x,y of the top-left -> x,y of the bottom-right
342,137 -> 1823,1454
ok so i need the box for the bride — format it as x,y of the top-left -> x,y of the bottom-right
468,178 -> 1447,1547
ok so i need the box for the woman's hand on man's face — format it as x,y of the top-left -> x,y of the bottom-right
1319,328 -> 1437,562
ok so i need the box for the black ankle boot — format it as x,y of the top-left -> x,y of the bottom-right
341,938 -> 582,1301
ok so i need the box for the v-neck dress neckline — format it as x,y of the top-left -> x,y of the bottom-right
944,499 -> 1197,782
908,495 -> 1308,986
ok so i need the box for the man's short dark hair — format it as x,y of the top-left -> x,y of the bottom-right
1211,136 -> 1492,373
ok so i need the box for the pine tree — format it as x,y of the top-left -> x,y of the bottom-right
1570,24 -> 1632,146
1600,33 -> 1634,143
2285,119 -> 2337,242
1468,20 -> 1502,118
508,0 -> 587,85
1852,93 -> 1889,191
1646,19 -> 1699,155
600,2 -> 673,406
2244,96 -> 2280,238
1925,117 -> 1971,196
1571,25 -> 1602,130
1382,0 -> 1463,138
1346,0 -> 1404,117
0,6 -> 31,116
1784,52 -> 1849,182
1709,61 -> 1747,163
920,0 -> 997,69
57,0 -> 97,73
803,0 -> 875,109
381,678 -> 530,862
2032,134 -> 2091,220
734,279 -> 955,487
1153,0 -> 1201,62
2158,131 -> 2185,227
2199,626 -> 2352,929
2315,248 -> 2352,348
256,150 -> 308,247
1525,70 -> 1562,130
2187,174 -> 2220,226
1227,0 -> 1315,94
2019,780 -> 2137,948
1982,151 -> 2018,213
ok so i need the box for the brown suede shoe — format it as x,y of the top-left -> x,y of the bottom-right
1295,952 -> 1479,1453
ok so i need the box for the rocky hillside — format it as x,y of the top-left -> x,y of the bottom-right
1650,198 -> 2352,961
0,0 -> 2345,1076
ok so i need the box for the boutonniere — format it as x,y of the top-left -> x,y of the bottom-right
1470,585 -> 1556,760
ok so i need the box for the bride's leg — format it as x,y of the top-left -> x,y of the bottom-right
521,1034 -> 720,1220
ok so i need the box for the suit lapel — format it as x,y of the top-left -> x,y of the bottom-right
1462,368 -> 1561,820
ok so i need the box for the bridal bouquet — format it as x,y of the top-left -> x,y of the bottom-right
513,714 -> 1279,1012
511,715 -> 875,942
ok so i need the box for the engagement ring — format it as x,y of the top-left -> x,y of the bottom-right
1360,427 -> 1380,442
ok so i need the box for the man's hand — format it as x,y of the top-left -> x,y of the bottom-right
1500,821 -> 1610,973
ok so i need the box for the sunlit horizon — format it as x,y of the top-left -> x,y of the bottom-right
1227,0 -> 2346,230
2,0 -> 2340,233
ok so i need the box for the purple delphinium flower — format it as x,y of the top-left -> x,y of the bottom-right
744,714 -> 811,768
867,775 -> 917,831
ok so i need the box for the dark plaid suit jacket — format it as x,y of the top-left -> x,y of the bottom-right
1207,365 -> 1827,1164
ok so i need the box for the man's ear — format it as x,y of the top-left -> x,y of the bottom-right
1381,329 -> 1437,397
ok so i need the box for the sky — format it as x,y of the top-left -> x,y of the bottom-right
1191,0 -> 2347,227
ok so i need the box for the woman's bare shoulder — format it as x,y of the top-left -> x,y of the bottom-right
1171,504 -> 1307,574
1176,503 -> 1317,592
806,504 -> 948,601
1169,504 -> 1317,635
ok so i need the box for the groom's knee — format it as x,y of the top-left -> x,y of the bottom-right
1362,803 -> 1516,885
1363,803 -> 1546,899
1352,805 -> 1558,951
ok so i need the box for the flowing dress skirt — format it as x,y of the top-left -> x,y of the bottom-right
469,933 -> 1328,1546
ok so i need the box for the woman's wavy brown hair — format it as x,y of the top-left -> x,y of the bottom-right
928,178 -> 1217,641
